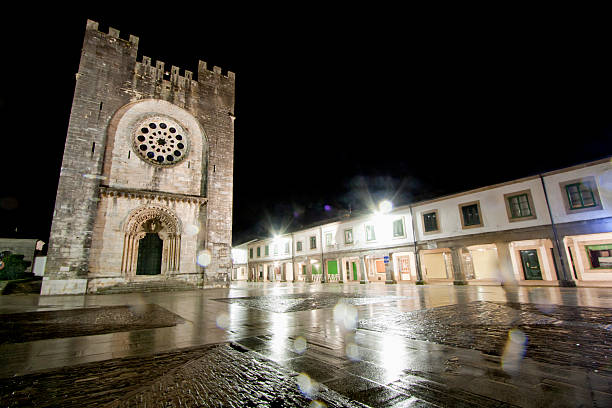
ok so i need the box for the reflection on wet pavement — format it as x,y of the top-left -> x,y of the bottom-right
1,283 -> 612,407
213,292 -> 412,313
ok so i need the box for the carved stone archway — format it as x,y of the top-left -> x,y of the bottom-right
121,205 -> 182,278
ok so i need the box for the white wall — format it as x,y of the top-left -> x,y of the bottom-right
413,177 -> 551,241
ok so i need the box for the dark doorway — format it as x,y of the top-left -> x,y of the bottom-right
520,249 -> 543,280
136,233 -> 163,275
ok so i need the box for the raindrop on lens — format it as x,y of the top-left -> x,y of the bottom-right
501,329 -> 528,375
216,312 -> 230,329
197,250 -> 212,267
296,373 -> 318,398
345,342 -> 360,361
184,224 -> 199,236
293,336 -> 307,354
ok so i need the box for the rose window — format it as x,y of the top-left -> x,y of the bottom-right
133,117 -> 189,165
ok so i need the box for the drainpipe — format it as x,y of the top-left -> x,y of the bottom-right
539,174 -> 575,287
409,205 -> 424,284
320,226 -> 325,283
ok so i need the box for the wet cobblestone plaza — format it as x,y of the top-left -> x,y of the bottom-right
1,283 -> 612,407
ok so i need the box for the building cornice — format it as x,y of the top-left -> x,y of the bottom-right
99,186 -> 208,205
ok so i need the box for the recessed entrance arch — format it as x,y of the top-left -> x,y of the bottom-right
121,205 -> 182,278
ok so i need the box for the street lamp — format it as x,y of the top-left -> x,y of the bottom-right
379,200 -> 393,214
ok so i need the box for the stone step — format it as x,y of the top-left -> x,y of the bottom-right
94,280 -> 199,294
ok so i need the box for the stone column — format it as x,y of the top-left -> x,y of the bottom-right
385,253 -> 396,284
322,259 -> 327,283
293,262 -> 298,282
495,242 -> 517,285
338,258 -> 344,283
450,247 -> 467,285
281,263 -> 287,282
360,255 -> 369,284
414,248 -> 425,285
262,265 -> 267,282
306,259 -> 313,283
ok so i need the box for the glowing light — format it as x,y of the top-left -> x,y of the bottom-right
501,329 -> 528,375
293,336 -> 307,354
196,250 -> 212,267
310,400 -> 327,408
324,204 -> 332,212
379,200 -> 393,213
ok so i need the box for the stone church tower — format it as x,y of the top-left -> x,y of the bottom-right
41,20 -> 235,295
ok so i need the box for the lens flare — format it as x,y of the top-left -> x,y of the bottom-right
501,329 -> 528,375
309,401 -> 327,408
293,336 -> 307,354
197,250 -> 212,267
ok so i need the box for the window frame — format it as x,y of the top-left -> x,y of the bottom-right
458,200 -> 484,229
422,210 -> 440,234
365,224 -> 376,242
566,183 -> 596,210
296,241 -> 303,252
264,245 -> 269,256
325,232 -> 333,247
392,217 -> 405,238
257,246 -> 261,257
309,236 -> 317,250
344,228 -> 354,244
249,248 -> 253,259
559,177 -> 603,215
503,189 -> 537,222
585,244 -> 612,269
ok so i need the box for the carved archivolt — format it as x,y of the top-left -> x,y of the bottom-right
123,205 -> 182,235
121,205 -> 182,277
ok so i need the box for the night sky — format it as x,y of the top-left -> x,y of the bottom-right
1,7 -> 611,247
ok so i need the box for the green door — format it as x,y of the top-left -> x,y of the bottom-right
520,250 -> 542,280
136,233 -> 163,275
352,262 -> 358,281
328,260 -> 338,275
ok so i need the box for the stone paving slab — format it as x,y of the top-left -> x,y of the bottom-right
0,343 -> 371,408
0,304 -> 185,344
358,301 -> 612,373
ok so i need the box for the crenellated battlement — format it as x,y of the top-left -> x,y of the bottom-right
135,56 -> 196,89
86,19 -> 139,47
198,60 -> 236,82
86,19 -> 234,86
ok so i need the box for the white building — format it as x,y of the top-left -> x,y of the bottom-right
231,240 -> 254,281
240,158 -> 612,287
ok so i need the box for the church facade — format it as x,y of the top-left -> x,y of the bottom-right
41,20 -> 235,295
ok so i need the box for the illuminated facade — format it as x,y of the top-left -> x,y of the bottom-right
42,21 -> 235,295
241,158 -> 612,287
